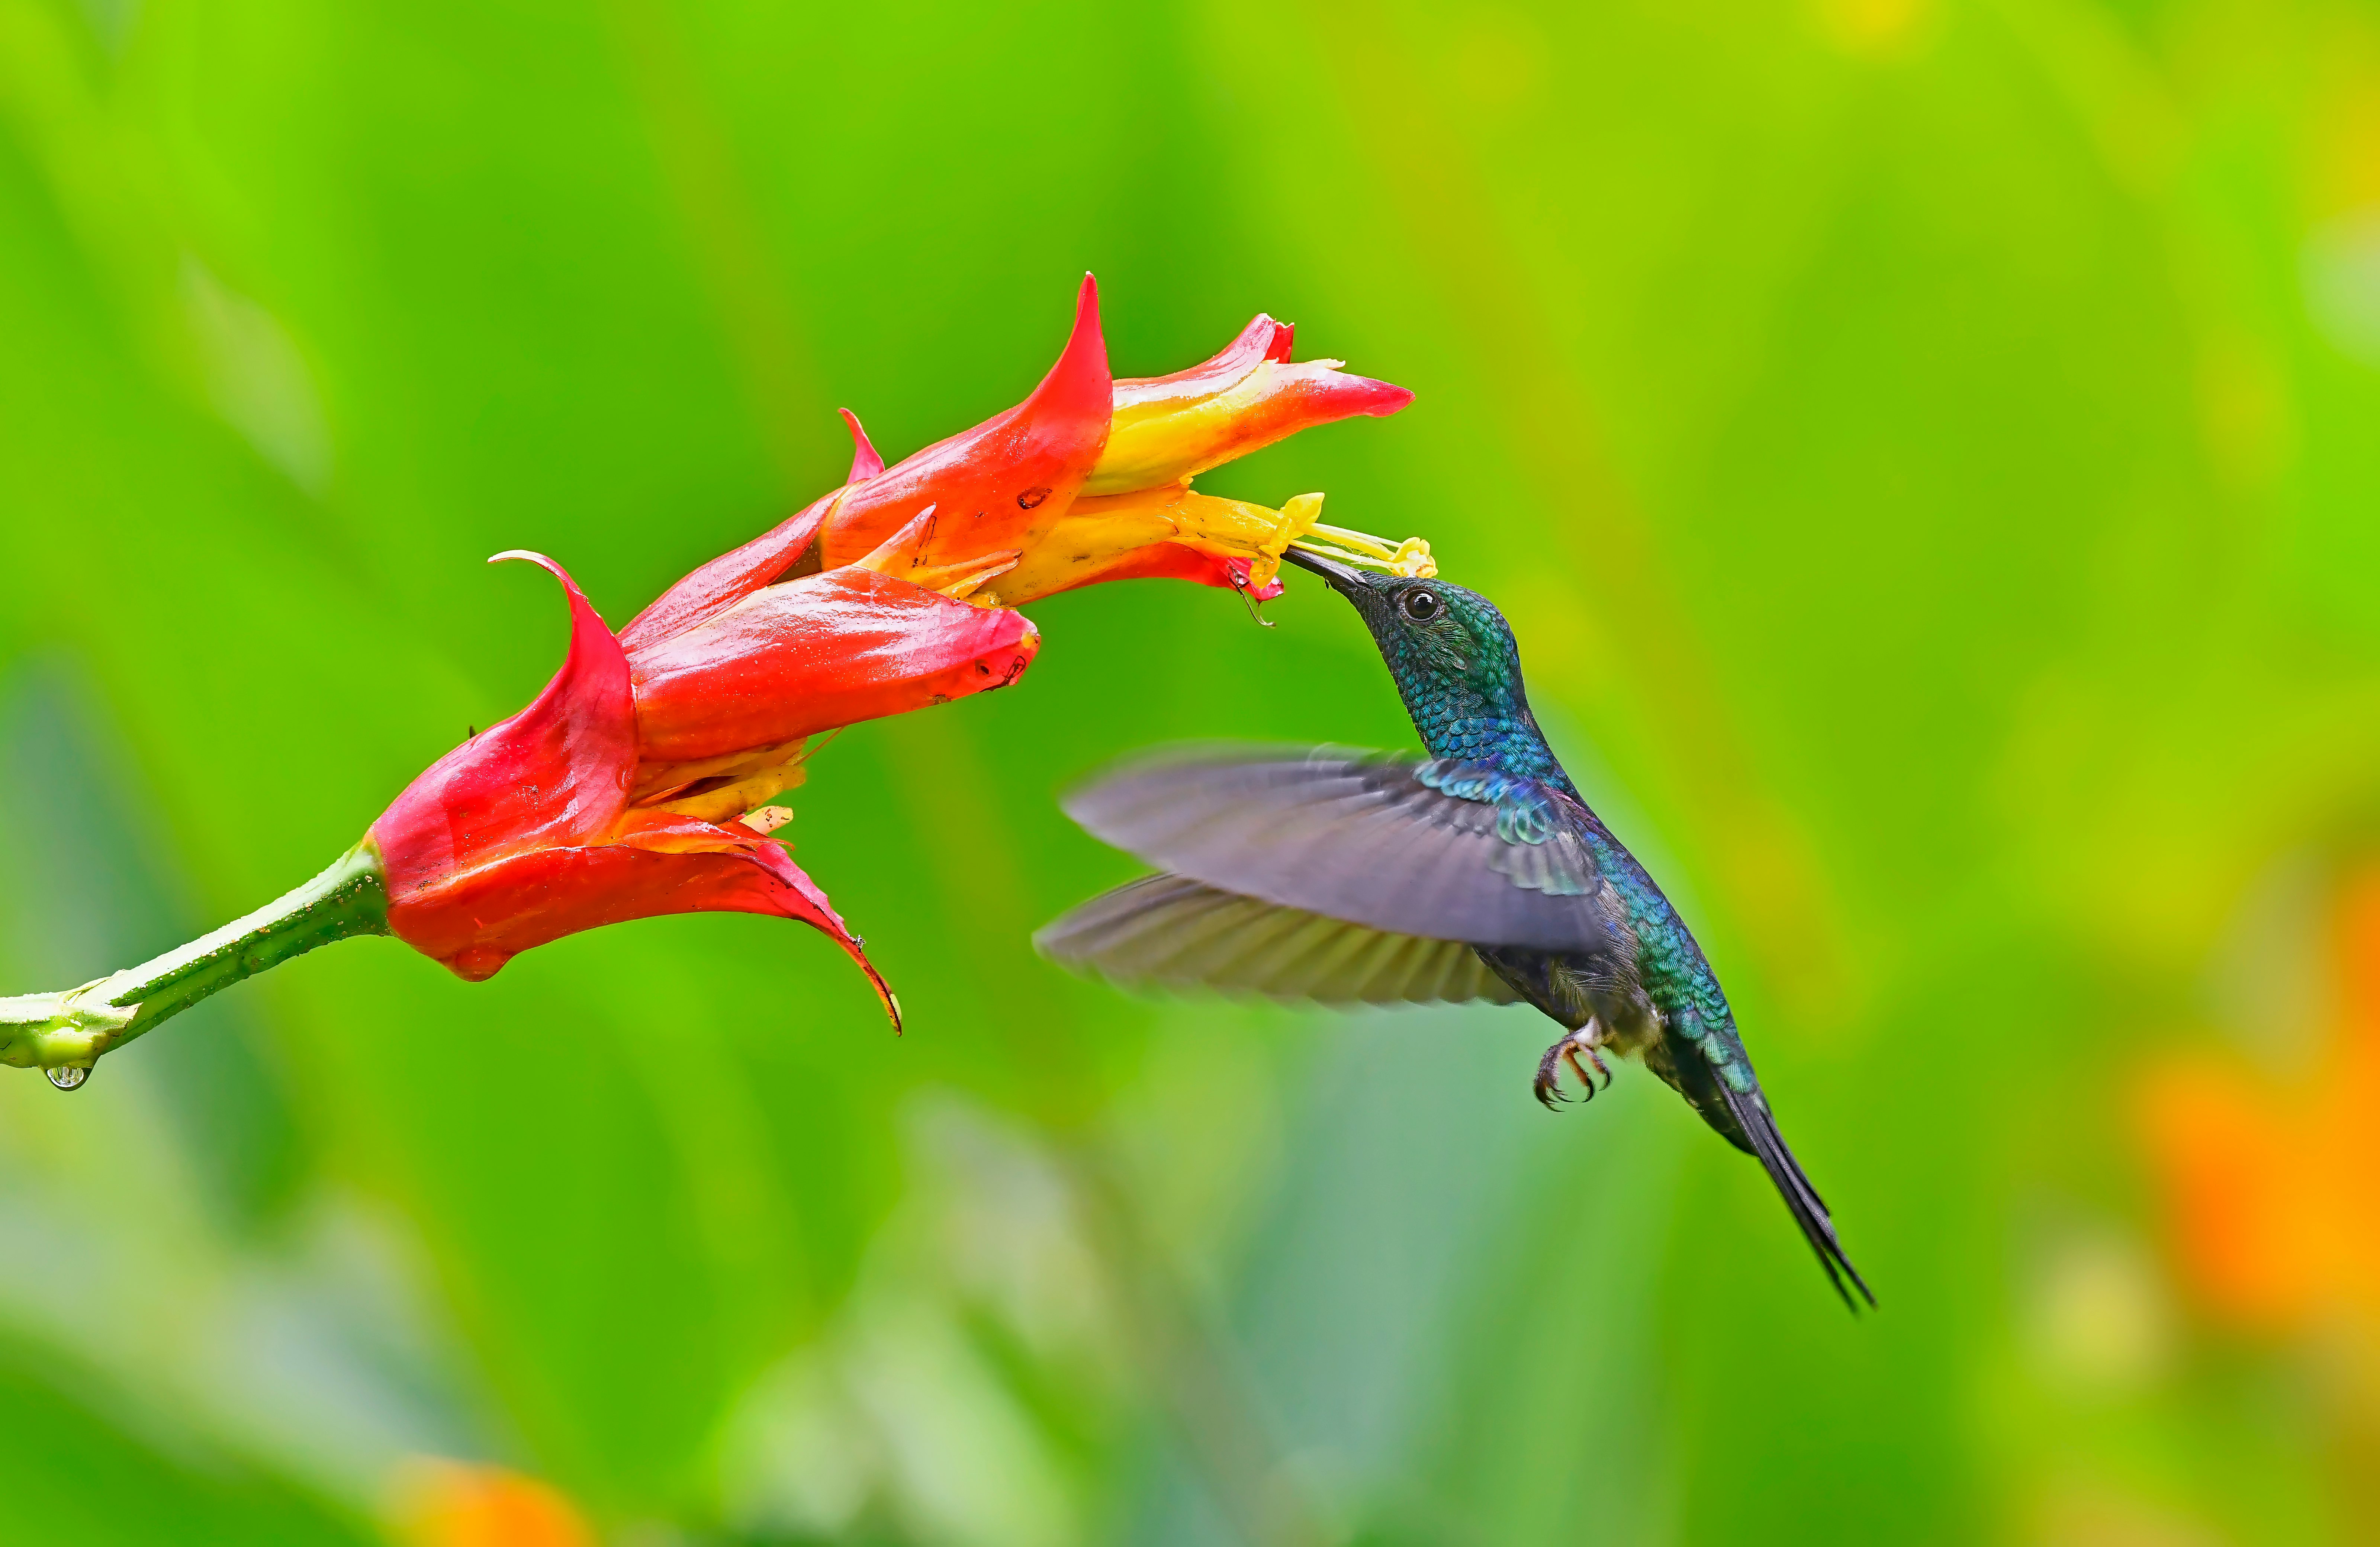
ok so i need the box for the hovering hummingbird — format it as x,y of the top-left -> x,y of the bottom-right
1038,548 -> 1872,1309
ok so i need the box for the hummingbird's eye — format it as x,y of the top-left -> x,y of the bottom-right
1400,589 -> 1441,621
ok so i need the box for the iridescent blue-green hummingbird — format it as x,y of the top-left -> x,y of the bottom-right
1038,548 -> 1872,1309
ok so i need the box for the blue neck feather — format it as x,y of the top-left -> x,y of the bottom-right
1379,615 -> 1576,798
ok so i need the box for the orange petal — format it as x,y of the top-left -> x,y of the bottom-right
815,274 -> 1112,573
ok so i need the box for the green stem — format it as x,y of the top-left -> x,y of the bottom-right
0,843 -> 390,1081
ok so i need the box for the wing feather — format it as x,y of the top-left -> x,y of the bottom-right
1061,749 -> 1618,955
1037,874 -> 1524,1008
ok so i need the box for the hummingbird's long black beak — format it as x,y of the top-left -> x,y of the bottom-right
1281,546 -> 1371,595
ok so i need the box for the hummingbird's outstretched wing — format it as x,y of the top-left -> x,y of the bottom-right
1059,747 -> 1629,959
1038,873 -> 1525,1007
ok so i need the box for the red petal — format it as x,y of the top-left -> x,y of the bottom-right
372,553 -> 635,898
1287,363 -> 1412,420
1110,314 -> 1290,411
618,490 -> 838,653
840,407 -> 885,481
815,274 -> 1111,572
386,833 -> 900,1029
628,565 -> 1041,762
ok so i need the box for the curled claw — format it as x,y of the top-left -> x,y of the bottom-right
1565,1044 -> 1601,1104
1533,1022 -> 1610,1110
1533,1039 -> 1572,1109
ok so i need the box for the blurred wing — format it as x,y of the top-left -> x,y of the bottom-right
1062,747 -> 1618,955
1037,873 -> 1524,1007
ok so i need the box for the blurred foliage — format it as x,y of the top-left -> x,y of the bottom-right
4,0 -> 2380,1542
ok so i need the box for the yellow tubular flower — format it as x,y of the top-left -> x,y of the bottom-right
971,489 -> 1329,607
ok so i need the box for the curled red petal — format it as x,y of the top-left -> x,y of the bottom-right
1110,314 -> 1291,412
628,566 -> 1041,762
840,407 -> 885,481
816,274 -> 1111,572
618,490 -> 838,653
372,552 -> 635,899
385,832 -> 900,1030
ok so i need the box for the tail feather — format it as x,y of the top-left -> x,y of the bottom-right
1717,1077 -> 1874,1312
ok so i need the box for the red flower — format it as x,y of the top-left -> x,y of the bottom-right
360,282 -> 1423,1013
646,279 -> 1428,618
0,276 -> 1433,1083
369,546 -> 1035,1020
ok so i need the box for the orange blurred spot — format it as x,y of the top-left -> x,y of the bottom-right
2138,870 -> 2380,1333
390,1459 -> 595,1547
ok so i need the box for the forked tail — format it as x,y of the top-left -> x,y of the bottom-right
1716,1075 -> 1875,1312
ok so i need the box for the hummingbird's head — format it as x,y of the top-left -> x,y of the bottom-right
1281,547 -> 1540,763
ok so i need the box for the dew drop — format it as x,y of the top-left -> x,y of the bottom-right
45,1065 -> 89,1092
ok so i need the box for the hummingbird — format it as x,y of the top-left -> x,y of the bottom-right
1038,548 -> 1872,1309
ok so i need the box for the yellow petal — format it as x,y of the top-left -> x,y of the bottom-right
972,486 -> 1325,607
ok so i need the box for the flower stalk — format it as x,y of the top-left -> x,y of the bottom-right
0,843 -> 390,1085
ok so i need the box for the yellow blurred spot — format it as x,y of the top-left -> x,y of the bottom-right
2302,17 -> 2380,219
389,1459 -> 595,1547
1450,10 -> 1547,110
2027,1231 -> 2172,1393
1812,0 -> 1931,59
2194,327 -> 2296,493
2035,1485 -> 2225,1547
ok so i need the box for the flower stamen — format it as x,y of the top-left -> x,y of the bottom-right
1290,522 -> 1437,578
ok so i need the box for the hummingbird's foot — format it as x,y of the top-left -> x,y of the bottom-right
1532,1021 -> 1611,1110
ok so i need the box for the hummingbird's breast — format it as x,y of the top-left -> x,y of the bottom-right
1472,945 -> 1660,1047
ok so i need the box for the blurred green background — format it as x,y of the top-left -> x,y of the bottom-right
7,0 -> 2380,1541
